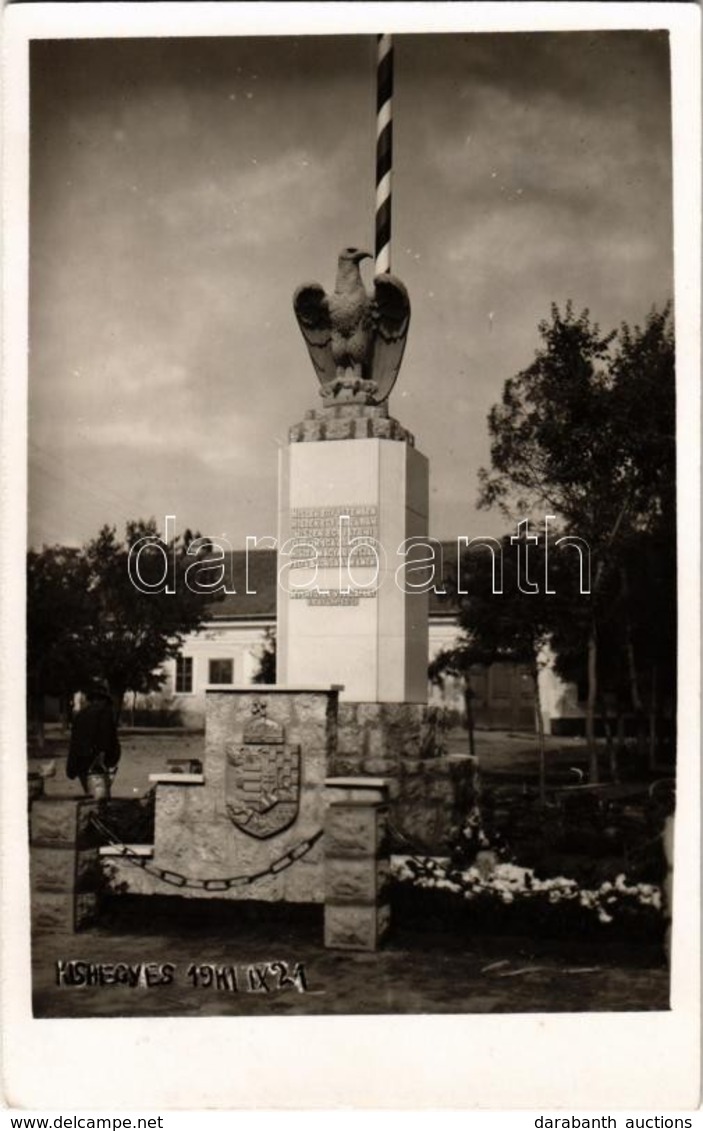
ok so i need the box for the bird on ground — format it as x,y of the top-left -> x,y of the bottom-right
293,246 -> 410,404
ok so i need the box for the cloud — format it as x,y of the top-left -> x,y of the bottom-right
155,145 -> 347,250
27,33 -> 674,548
426,82 -> 669,212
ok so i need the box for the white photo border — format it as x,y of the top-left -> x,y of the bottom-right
1,1 -> 700,1111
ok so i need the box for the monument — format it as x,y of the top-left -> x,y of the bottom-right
30,247 -> 475,952
280,246 -> 428,704
31,44 -> 475,951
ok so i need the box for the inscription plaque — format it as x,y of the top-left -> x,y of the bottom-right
289,505 -> 379,570
290,588 -> 378,606
288,504 -> 380,606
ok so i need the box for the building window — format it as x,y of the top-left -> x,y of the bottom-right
175,656 -> 193,694
209,658 -> 234,685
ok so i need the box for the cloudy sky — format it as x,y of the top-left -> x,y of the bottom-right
28,31 -> 672,549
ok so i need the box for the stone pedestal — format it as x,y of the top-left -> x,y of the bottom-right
277,433 -> 429,703
104,688 -> 337,903
98,388 -> 462,951
30,797 -> 101,933
324,778 -> 390,950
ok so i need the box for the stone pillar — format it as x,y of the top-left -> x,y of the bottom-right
278,423 -> 429,704
324,777 -> 390,950
30,797 -> 102,933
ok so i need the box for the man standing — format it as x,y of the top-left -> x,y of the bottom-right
66,680 -> 121,796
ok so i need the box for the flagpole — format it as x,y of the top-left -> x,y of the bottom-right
375,33 -> 393,275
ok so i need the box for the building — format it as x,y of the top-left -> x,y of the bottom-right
149,549 -> 571,733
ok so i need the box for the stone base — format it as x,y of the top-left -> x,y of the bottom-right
99,694 -> 477,921
104,689 -> 336,904
31,796 -> 102,848
324,903 -> 390,951
31,845 -> 102,893
277,438 -> 429,701
324,796 -> 387,855
324,786 -> 390,951
289,403 -> 415,446
30,797 -> 103,934
394,753 -> 478,853
325,856 -> 390,903
334,701 -> 430,777
332,702 -> 478,852
31,891 -> 99,934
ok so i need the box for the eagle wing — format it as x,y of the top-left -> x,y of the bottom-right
293,283 -> 336,386
370,274 -> 411,402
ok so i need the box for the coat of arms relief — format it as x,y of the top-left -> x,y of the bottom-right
225,699 -> 301,839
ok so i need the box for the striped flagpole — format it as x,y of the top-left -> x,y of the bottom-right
375,33 -> 393,275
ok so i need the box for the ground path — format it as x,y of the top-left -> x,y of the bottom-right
33,905 -> 668,1018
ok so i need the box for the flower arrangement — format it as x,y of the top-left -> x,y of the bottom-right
391,854 -> 663,935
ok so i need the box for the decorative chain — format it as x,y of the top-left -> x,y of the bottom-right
90,814 -> 324,890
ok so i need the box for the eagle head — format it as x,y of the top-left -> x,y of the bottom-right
339,247 -> 372,265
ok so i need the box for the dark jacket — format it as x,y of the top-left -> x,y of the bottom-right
67,700 -> 121,779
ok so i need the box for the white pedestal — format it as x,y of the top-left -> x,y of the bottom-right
277,438 -> 429,703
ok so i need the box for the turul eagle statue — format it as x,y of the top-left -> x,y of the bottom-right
293,247 -> 410,405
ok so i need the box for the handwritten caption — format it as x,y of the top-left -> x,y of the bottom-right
56,959 -> 309,994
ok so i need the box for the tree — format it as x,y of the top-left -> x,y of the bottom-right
82,521 -> 222,719
477,304 -> 675,781
429,642 -> 489,762
27,520 -> 222,728
606,308 -> 676,766
434,534 -> 580,803
252,627 -> 276,685
478,302 -> 617,533
550,527 -> 676,775
27,545 -> 93,746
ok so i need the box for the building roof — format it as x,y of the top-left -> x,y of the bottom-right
206,550 -> 278,619
206,547 -> 460,620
